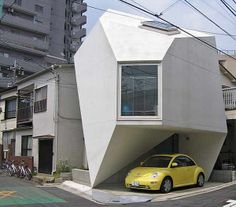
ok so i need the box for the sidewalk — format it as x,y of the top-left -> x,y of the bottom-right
59,180 -> 236,205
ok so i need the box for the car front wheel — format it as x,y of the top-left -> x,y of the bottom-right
160,177 -> 172,193
196,173 -> 205,187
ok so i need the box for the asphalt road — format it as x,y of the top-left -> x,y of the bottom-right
0,172 -> 236,207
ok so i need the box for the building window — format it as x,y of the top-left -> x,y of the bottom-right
34,4 -> 44,14
5,99 -> 16,119
120,64 -> 158,117
34,86 -> 47,113
21,135 -> 32,156
15,0 -> 22,6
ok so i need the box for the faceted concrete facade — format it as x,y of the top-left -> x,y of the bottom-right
74,10 -> 227,187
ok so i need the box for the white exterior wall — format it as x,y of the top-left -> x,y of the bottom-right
15,129 -> 32,156
75,11 -> 227,187
32,73 -> 56,138
57,67 -> 84,168
162,37 -> 227,132
0,89 -> 17,146
75,22 -> 118,186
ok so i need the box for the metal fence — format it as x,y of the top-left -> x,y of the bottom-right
223,88 -> 236,110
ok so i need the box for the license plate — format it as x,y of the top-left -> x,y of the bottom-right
132,181 -> 139,186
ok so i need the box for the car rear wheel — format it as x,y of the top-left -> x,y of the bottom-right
196,173 -> 204,187
160,177 -> 172,193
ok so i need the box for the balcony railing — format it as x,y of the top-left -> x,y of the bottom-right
34,99 -> 47,113
223,88 -> 236,110
17,106 -> 33,123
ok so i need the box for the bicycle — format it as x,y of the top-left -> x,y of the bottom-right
18,160 -> 32,180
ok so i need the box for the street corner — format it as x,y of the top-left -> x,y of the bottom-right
0,187 -> 66,206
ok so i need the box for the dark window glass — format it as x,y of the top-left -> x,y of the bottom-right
173,156 -> 196,167
21,135 -> 32,156
5,99 -> 16,119
35,4 -> 44,13
34,86 -> 47,113
142,156 -> 172,168
121,65 -> 158,116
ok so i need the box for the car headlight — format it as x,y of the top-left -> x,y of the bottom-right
151,172 -> 159,178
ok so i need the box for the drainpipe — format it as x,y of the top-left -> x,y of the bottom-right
52,65 -> 60,173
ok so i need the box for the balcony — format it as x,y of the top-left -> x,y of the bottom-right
223,88 -> 236,110
72,2 -> 87,14
17,106 -> 33,123
71,28 -> 86,39
70,42 -> 82,52
2,14 -> 50,34
0,31 -> 48,52
71,15 -> 87,26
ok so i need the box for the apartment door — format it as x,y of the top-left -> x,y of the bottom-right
39,140 -> 53,174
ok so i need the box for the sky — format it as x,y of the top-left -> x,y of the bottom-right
84,0 -> 236,51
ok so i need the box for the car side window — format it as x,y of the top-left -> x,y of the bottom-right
172,156 -> 196,167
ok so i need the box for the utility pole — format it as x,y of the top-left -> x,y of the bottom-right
8,60 -> 24,87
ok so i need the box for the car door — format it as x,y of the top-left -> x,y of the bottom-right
171,156 -> 196,186
183,156 -> 197,184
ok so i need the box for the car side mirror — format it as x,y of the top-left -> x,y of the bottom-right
171,162 -> 178,168
140,162 -> 144,166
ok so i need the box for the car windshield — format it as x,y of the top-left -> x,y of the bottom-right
142,156 -> 172,168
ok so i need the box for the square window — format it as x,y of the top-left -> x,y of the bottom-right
120,64 -> 158,117
35,4 -> 44,14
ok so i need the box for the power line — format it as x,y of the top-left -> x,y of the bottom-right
220,0 -> 236,17
199,0 -> 236,26
216,0 -> 235,18
182,0 -> 236,41
117,0 -> 236,62
129,0 -> 153,14
159,0 -> 181,16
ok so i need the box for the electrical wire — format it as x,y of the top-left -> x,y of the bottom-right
220,0 -> 236,17
159,0 -> 181,16
117,0 -> 236,62
129,0 -> 153,14
182,0 -> 236,41
199,0 -> 236,26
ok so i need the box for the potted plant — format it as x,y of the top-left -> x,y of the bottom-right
56,160 -> 72,181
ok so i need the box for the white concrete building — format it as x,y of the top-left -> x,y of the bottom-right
74,10 -> 227,187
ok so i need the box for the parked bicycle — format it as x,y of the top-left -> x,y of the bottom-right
2,160 -> 18,176
18,160 -> 32,180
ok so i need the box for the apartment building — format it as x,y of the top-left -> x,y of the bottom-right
0,64 -> 85,174
0,0 -> 87,91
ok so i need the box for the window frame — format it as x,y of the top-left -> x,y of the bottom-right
5,98 -> 16,119
118,63 -> 162,120
21,135 -> 32,156
34,85 -> 47,113
172,156 -> 196,167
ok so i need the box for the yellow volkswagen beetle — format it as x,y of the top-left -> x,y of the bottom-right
125,154 -> 205,193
